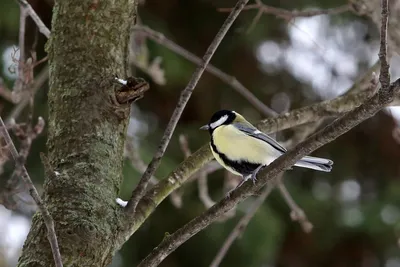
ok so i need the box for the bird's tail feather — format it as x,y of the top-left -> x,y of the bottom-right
294,156 -> 333,172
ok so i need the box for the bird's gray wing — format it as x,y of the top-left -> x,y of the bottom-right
232,122 -> 287,154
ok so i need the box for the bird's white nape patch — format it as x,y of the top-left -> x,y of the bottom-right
210,115 -> 228,129
253,130 -> 262,134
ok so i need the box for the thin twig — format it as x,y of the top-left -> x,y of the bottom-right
6,65 -> 49,124
277,182 -> 313,232
179,134 -> 191,158
15,0 -> 50,38
209,184 -> 273,267
169,190 -> 184,209
277,122 -> 319,233
5,117 -> 45,213
33,55 -> 49,68
136,1 -> 395,262
378,0 -> 390,90
169,160 -> 222,208
133,26 -> 276,117
219,1 -> 351,21
124,136 -> 158,184
179,135 -> 216,209
246,8 -> 263,33
0,78 -> 13,102
13,7 -> 27,96
126,0 -> 251,215
18,7 -> 26,73
168,135 -> 192,208
197,172 -> 215,209
219,1 -> 351,34
169,135 -> 192,208
187,161 -> 222,182
0,117 -> 63,267
9,117 -> 45,165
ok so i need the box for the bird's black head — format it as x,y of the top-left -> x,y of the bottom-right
200,110 -> 236,133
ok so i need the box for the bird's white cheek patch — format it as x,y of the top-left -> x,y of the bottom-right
210,115 -> 228,129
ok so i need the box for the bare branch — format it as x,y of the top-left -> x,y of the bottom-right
13,7 -> 27,97
188,161 -> 222,182
179,134 -> 192,158
15,0 -> 50,38
133,25 -> 276,117
277,181 -> 313,233
169,190 -> 184,209
257,90 -> 374,131
171,160 -> 222,208
126,0 -> 251,215
246,8 -> 264,34
18,8 -> 27,72
0,117 -> 63,267
2,117 -> 45,212
8,117 -> 45,164
171,162 -> 222,209
125,136 -> 158,184
168,135 -> 192,209
378,0 -> 390,90
197,172 -> 215,209
6,66 -> 49,123
180,135 -> 216,209
219,1 -> 351,22
0,78 -> 13,102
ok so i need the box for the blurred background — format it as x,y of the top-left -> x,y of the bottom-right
1,0 -> 400,266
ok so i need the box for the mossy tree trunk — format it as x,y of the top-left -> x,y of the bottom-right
17,0 -> 136,266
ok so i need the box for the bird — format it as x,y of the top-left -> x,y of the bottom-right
200,110 -> 333,189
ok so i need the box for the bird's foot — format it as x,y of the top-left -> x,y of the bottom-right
250,165 -> 264,184
250,172 -> 257,185
226,166 -> 264,197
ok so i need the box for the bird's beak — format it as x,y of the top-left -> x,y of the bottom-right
199,125 -> 209,130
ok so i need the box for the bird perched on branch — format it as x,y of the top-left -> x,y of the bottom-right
200,110 -> 333,188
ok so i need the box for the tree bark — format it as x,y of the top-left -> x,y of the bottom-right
17,0 -> 135,266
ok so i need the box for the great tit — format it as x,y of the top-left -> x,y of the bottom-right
200,110 -> 333,188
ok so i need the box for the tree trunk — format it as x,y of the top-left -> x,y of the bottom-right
17,0 -> 135,266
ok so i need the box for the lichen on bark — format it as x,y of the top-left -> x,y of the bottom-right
17,0 -> 136,266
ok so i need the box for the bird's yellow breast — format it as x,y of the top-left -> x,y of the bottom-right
212,125 -> 279,165
209,143 -> 242,176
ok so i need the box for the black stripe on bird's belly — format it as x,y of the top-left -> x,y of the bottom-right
210,138 -> 260,177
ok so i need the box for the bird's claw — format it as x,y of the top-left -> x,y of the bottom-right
250,173 -> 257,185
226,165 -> 264,197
